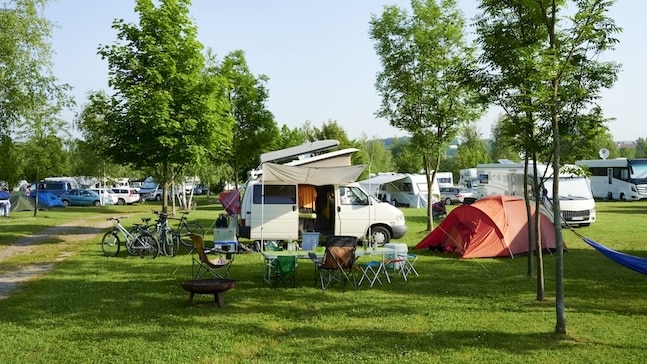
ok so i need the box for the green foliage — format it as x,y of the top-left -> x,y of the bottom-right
0,0 -> 73,137
275,124 -> 309,150
0,135 -> 21,188
214,49 -> 279,185
353,137 -> 395,180
453,127 -> 490,171
97,0 -> 231,210
474,0 -> 621,334
370,0 -> 484,229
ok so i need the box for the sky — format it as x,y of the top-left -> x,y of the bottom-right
44,0 -> 645,142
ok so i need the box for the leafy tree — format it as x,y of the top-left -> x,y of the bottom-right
0,0 -> 72,137
275,124 -> 309,151
489,115 -> 522,162
475,0 -> 620,334
308,120 -> 353,147
453,127 -> 490,173
354,136 -> 395,180
214,50 -> 279,186
635,138 -> 647,158
370,0 -> 483,230
391,139 -> 423,173
97,0 -> 231,212
0,0 -> 73,208
0,136 -> 21,188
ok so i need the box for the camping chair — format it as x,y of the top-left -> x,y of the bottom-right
267,255 -> 297,288
308,252 -> 323,287
317,236 -> 358,293
190,233 -> 233,279
357,260 -> 391,287
384,254 -> 409,281
403,254 -> 419,277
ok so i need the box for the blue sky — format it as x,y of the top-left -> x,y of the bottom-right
45,0 -> 644,141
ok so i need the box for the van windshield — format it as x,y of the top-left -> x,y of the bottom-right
544,177 -> 593,199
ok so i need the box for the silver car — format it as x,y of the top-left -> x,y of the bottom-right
439,186 -> 476,205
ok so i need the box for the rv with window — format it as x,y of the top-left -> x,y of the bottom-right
358,173 -> 441,208
575,158 -> 647,200
476,161 -> 596,226
459,168 -> 479,190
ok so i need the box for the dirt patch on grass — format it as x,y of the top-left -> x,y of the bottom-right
0,217 -> 114,299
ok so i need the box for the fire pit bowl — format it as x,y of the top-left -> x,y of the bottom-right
181,278 -> 236,308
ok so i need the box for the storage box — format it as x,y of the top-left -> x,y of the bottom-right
301,232 -> 320,251
214,227 -> 237,252
384,242 -> 408,270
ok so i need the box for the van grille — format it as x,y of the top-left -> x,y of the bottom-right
561,210 -> 590,220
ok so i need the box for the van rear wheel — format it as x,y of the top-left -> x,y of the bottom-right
369,226 -> 391,246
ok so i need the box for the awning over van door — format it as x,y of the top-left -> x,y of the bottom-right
262,163 -> 366,185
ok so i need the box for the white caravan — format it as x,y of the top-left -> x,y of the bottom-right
476,161 -> 596,226
575,158 -> 647,200
459,168 -> 479,190
238,163 -> 408,245
358,173 -> 441,208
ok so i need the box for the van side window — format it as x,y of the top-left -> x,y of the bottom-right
340,186 -> 368,205
253,185 -> 296,204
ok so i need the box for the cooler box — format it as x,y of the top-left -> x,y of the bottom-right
301,232 -> 320,251
384,242 -> 408,270
214,227 -> 238,252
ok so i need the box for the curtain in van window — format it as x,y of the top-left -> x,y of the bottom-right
298,185 -> 317,212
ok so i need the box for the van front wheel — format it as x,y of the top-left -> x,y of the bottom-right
369,226 -> 391,246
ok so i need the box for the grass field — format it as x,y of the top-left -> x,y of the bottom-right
0,196 -> 646,363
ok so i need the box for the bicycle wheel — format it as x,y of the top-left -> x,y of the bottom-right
127,227 -> 148,256
101,230 -> 120,257
160,229 -> 178,257
177,222 -> 204,248
135,233 -> 159,259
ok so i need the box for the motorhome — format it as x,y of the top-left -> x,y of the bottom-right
358,173 -> 441,208
575,158 -> 647,200
238,140 -> 408,245
476,161 -> 596,226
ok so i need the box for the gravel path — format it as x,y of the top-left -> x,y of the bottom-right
0,217 -> 114,299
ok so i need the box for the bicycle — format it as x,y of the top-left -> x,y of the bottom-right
152,210 -> 179,257
101,216 -> 159,258
170,211 -> 205,249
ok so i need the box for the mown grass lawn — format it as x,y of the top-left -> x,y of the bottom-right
0,196 -> 646,363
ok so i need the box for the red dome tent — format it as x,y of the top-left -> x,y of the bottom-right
414,195 -> 561,258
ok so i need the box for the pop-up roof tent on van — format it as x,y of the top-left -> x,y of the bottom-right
260,163 -> 366,185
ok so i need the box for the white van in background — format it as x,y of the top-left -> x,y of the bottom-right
476,161 -> 596,226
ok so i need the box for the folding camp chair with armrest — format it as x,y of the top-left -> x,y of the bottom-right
317,236 -> 358,292
190,233 -> 233,279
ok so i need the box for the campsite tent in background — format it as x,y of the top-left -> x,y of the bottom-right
414,195 -> 561,258
9,194 -> 37,212
34,191 -> 65,208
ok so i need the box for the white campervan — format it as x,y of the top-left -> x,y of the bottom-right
238,163 -> 408,245
476,161 -> 596,226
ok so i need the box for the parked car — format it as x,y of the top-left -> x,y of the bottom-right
193,184 -> 209,195
439,186 -> 476,205
60,189 -> 102,207
89,188 -> 117,205
110,188 -> 141,205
